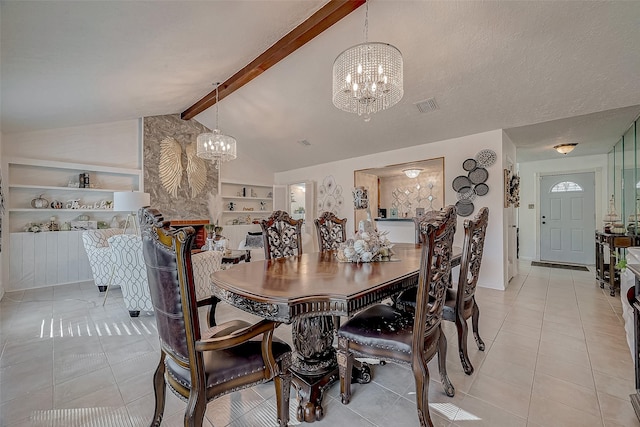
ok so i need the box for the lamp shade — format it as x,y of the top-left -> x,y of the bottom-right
113,191 -> 150,212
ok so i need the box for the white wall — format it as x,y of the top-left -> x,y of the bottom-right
518,154 -> 607,261
276,129 -> 509,290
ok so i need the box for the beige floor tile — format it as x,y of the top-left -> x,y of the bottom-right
467,373 -> 531,418
593,371 -> 636,401
598,392 -> 640,427
532,372 -> 600,417
527,394 -> 603,427
535,353 -> 595,390
452,394 -> 527,427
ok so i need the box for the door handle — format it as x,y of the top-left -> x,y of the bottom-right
542,221 -> 546,224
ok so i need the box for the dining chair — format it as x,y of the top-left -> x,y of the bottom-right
260,210 -> 304,259
314,211 -> 347,251
336,205 -> 457,427
397,207 -> 489,375
139,207 -> 292,427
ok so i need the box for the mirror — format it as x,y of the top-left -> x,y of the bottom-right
273,181 -> 316,237
354,157 -> 445,226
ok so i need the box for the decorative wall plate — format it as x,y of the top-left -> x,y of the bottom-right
456,187 -> 476,201
463,158 -> 477,171
468,167 -> 489,184
452,175 -> 472,192
474,183 -> 489,196
455,199 -> 474,217
475,149 -> 497,167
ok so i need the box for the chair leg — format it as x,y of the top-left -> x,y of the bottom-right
337,339 -> 354,404
437,327 -> 455,397
149,352 -> 166,427
273,368 -> 292,427
455,313 -> 474,375
412,349 -> 433,427
184,389 -> 206,427
471,298 -> 485,351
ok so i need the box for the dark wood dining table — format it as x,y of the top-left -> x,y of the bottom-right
210,243 -> 462,423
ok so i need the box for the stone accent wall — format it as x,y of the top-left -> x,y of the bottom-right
143,114 -> 218,221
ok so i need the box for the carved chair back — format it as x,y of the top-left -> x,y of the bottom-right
413,209 -> 440,244
456,207 -> 489,312
413,205 -> 457,352
314,211 -> 347,251
260,210 -> 304,259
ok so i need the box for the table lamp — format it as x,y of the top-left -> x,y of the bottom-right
113,191 -> 150,235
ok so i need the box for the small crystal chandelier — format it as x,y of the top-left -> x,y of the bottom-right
197,83 -> 237,169
403,168 -> 422,179
332,0 -> 403,122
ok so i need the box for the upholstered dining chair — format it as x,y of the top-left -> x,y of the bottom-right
336,206 -> 457,427
314,211 -> 347,251
397,207 -> 489,375
139,207 -> 292,427
260,210 -> 304,259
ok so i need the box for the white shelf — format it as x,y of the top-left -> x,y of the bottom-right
223,196 -> 272,201
223,210 -> 271,214
9,184 -> 124,193
7,157 -> 141,176
9,209 -> 118,213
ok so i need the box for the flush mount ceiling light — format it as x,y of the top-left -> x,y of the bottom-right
403,168 -> 423,179
332,0 -> 403,122
554,143 -> 578,155
197,83 -> 237,169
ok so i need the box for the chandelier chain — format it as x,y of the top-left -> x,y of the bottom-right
363,0 -> 369,43
215,82 -> 220,130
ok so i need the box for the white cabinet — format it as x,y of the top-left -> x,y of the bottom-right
220,181 -> 273,225
6,157 -> 142,232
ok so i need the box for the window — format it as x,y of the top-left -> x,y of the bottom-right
550,181 -> 583,192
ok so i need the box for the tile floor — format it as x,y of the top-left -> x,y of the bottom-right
1,260 -> 639,427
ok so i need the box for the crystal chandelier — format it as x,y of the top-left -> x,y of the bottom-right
197,83 -> 237,168
332,1 -> 403,122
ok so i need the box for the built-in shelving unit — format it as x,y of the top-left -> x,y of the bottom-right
220,181 -> 273,225
6,157 -> 142,232
4,157 -> 143,291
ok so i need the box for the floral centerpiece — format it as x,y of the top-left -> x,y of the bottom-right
336,221 -> 394,263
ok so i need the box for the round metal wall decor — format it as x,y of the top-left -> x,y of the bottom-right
474,183 -> 489,196
456,186 -> 476,201
463,158 -> 477,171
468,167 -> 489,184
452,175 -> 472,192
455,199 -> 475,217
475,149 -> 497,167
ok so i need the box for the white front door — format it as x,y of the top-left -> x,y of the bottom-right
540,172 -> 595,264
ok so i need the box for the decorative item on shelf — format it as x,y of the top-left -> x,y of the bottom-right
110,215 -> 120,229
335,224 -> 394,263
260,201 -> 266,211
604,194 -> 621,233
332,0 -> 403,122
97,221 -> 108,229
228,201 -> 235,211
76,214 -> 90,221
390,208 -> 398,219
67,179 -> 80,188
31,195 -> 49,209
60,222 -> 71,231
66,199 -> 81,209
50,200 -> 63,209
251,188 -> 257,198
243,207 -> 254,211
24,222 -> 41,233
196,82 -> 238,169
49,216 -> 59,232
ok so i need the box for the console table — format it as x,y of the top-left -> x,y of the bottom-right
595,232 -> 640,296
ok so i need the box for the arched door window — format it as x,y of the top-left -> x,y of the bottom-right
550,181 -> 583,192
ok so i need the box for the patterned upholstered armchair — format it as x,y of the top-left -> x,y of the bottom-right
82,229 -> 124,291
108,234 -> 152,317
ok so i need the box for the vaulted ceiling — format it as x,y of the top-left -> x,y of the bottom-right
2,1 -> 639,171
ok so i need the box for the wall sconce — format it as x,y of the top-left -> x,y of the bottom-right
403,168 -> 423,178
554,143 -> 578,155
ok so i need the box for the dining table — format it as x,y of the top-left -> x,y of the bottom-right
210,243 -> 462,423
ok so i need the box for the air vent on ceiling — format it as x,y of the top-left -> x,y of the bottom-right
415,97 -> 439,113
298,139 -> 312,147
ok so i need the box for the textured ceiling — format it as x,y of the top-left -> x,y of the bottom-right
2,1 -> 639,170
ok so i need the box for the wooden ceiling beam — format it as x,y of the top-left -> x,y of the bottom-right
181,0 -> 365,121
